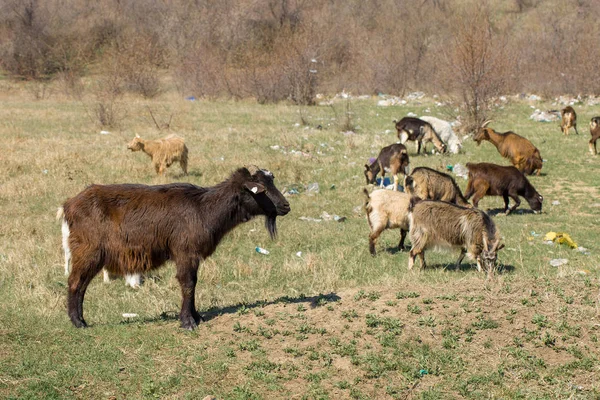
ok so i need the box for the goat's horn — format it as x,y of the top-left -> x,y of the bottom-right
481,119 -> 492,128
245,165 -> 261,175
135,134 -> 140,138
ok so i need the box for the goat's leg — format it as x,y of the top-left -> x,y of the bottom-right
471,183 -> 489,209
416,141 -> 421,155
393,174 -> 399,191
506,191 -> 521,215
574,123 -> 579,135
67,252 -> 103,328
180,159 -> 188,175
590,139 -> 597,155
455,249 -> 466,270
176,257 -> 202,330
464,178 -> 474,200
418,251 -> 426,269
502,194 -> 510,214
369,226 -> 385,256
398,229 -> 407,251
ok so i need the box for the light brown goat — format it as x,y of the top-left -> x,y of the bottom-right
473,121 -> 543,176
408,198 -> 503,274
404,167 -> 471,207
363,189 -> 411,255
589,117 -> 600,155
560,106 -> 579,136
128,134 -> 188,175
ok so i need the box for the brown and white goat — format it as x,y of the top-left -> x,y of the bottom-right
408,198 -> 503,274
128,134 -> 188,175
404,167 -> 471,207
560,106 -> 579,136
363,189 -> 411,255
364,143 -> 409,191
464,162 -> 543,215
394,117 -> 447,155
473,121 -> 543,175
589,117 -> 600,155
60,166 -> 290,330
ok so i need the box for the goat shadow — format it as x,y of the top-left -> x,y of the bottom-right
383,246 -> 410,255
123,292 -> 342,326
486,208 -> 536,216
423,262 -> 515,274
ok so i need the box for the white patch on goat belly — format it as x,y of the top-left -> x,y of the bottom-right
61,219 -> 71,275
399,132 -> 409,143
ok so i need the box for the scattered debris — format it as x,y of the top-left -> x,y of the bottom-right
577,246 -> 590,255
552,200 -> 560,206
307,182 -> 320,194
185,96 -> 196,101
122,313 -> 138,318
543,232 -> 578,249
352,206 -> 363,215
576,270 -> 590,276
451,163 -> 469,180
530,109 -> 559,122
296,251 -> 303,257
407,112 -> 417,117
321,211 -> 347,222
255,247 -> 270,255
299,216 -> 322,222
100,130 -> 111,135
549,258 -> 568,267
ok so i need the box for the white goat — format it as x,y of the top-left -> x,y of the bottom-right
420,116 -> 462,154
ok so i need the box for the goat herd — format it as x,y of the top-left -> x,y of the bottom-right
58,106 -> 596,330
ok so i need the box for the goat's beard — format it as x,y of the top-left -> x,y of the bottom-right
265,215 -> 278,239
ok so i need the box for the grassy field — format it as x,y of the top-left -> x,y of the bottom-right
1,84 -> 599,399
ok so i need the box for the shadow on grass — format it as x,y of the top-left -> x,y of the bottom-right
486,208 -> 536,216
383,246 -> 409,255
422,262 -> 516,274
124,292 -> 342,326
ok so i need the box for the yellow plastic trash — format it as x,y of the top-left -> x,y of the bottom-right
543,232 -> 578,249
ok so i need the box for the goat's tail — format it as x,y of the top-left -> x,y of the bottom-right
56,207 -> 64,221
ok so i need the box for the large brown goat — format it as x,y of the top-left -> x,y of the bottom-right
589,117 -> 600,155
404,167 -> 471,207
128,134 -> 188,175
464,162 -> 543,215
473,122 -> 543,175
394,117 -> 447,154
363,189 -> 411,255
364,143 -> 409,191
408,198 -> 503,274
60,166 -> 290,330
560,106 -> 579,136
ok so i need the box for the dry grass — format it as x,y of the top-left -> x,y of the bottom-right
0,83 -> 599,398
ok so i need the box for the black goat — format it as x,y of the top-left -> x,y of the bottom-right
59,166 -> 290,330
394,117 -> 447,154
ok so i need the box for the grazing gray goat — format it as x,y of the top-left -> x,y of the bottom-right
408,198 -> 503,274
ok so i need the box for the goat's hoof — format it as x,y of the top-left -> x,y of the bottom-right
192,311 -> 205,324
180,318 -> 198,330
70,317 -> 88,328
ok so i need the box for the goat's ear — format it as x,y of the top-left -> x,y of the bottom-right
244,182 -> 266,194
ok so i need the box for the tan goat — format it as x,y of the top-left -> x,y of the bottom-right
560,106 -> 579,136
404,167 -> 471,207
128,134 -> 188,175
473,121 -> 543,176
363,189 -> 411,255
